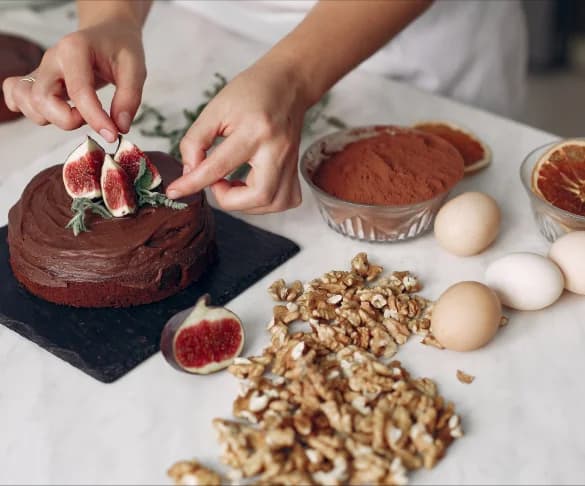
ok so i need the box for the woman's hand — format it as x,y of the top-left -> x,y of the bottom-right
167,58 -> 309,214
2,20 -> 146,141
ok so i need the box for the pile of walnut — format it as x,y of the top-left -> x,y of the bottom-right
169,253 -> 462,486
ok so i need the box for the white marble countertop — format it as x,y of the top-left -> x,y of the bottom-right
1,2 -> 584,484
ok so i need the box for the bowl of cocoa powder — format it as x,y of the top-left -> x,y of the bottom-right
300,126 -> 465,242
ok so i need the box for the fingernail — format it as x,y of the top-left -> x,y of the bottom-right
167,189 -> 179,200
99,128 -> 116,143
183,164 -> 193,175
117,112 -> 131,133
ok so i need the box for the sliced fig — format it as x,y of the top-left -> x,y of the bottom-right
62,136 -> 105,199
160,294 -> 245,375
114,136 -> 162,189
100,154 -> 137,217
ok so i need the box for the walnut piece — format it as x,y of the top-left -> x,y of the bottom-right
421,334 -> 445,350
171,254 -> 463,486
456,370 -> 475,384
168,460 -> 221,486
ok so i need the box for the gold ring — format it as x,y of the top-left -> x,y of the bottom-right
20,76 -> 36,83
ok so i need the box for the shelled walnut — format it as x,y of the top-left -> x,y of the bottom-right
169,254 -> 463,486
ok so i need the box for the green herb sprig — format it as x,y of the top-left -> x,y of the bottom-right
134,158 -> 188,210
65,197 -> 112,236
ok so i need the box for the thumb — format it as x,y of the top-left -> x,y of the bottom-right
110,53 -> 146,133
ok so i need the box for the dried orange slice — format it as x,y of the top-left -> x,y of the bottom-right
532,140 -> 585,217
414,121 -> 491,174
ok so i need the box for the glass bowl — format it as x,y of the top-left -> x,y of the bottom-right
520,138 -> 585,242
300,126 -> 454,242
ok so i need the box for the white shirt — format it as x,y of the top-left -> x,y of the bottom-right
175,0 -> 528,117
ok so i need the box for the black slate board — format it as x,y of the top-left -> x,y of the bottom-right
0,210 -> 299,383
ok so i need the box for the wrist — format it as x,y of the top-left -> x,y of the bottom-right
258,48 -> 323,109
77,0 -> 150,31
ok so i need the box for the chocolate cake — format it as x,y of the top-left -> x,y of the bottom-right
7,152 -> 216,308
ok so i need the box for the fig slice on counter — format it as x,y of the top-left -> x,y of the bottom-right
100,154 -> 137,217
114,136 -> 162,189
532,139 -> 585,217
62,136 -> 105,199
414,120 -> 491,175
160,294 -> 245,375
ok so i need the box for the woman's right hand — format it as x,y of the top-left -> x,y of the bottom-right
2,19 -> 146,142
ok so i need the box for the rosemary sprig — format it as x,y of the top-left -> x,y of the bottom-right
65,197 -> 112,236
134,158 -> 188,210
132,104 -> 166,126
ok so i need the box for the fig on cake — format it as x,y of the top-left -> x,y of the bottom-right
114,136 -> 162,189
62,136 -> 105,199
100,154 -> 138,217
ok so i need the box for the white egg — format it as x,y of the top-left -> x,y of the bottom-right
549,231 -> 585,295
485,253 -> 564,310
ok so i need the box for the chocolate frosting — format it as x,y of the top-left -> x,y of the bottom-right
8,152 -> 214,289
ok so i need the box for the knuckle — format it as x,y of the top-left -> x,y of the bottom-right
273,200 -> 291,212
2,81 -> 15,109
57,33 -> 86,55
30,89 -> 44,110
67,84 -> 85,99
254,113 -> 276,139
254,190 -> 272,207
179,137 -> 195,156
2,77 -> 13,93
291,193 -> 302,208
207,160 -> 228,182
38,47 -> 55,67
59,117 -> 79,131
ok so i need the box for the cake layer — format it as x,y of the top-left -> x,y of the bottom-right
8,152 -> 216,307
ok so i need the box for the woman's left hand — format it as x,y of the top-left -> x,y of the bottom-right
166,58 -> 309,214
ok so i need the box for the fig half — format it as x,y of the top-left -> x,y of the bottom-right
160,295 -> 245,374
114,136 -> 162,189
62,136 -> 105,199
100,154 -> 137,217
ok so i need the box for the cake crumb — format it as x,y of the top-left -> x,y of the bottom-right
456,369 -> 475,384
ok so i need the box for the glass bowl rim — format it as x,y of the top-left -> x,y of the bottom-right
520,138 -> 585,224
299,125 -> 455,212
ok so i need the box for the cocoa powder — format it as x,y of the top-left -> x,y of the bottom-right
312,129 -> 464,206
